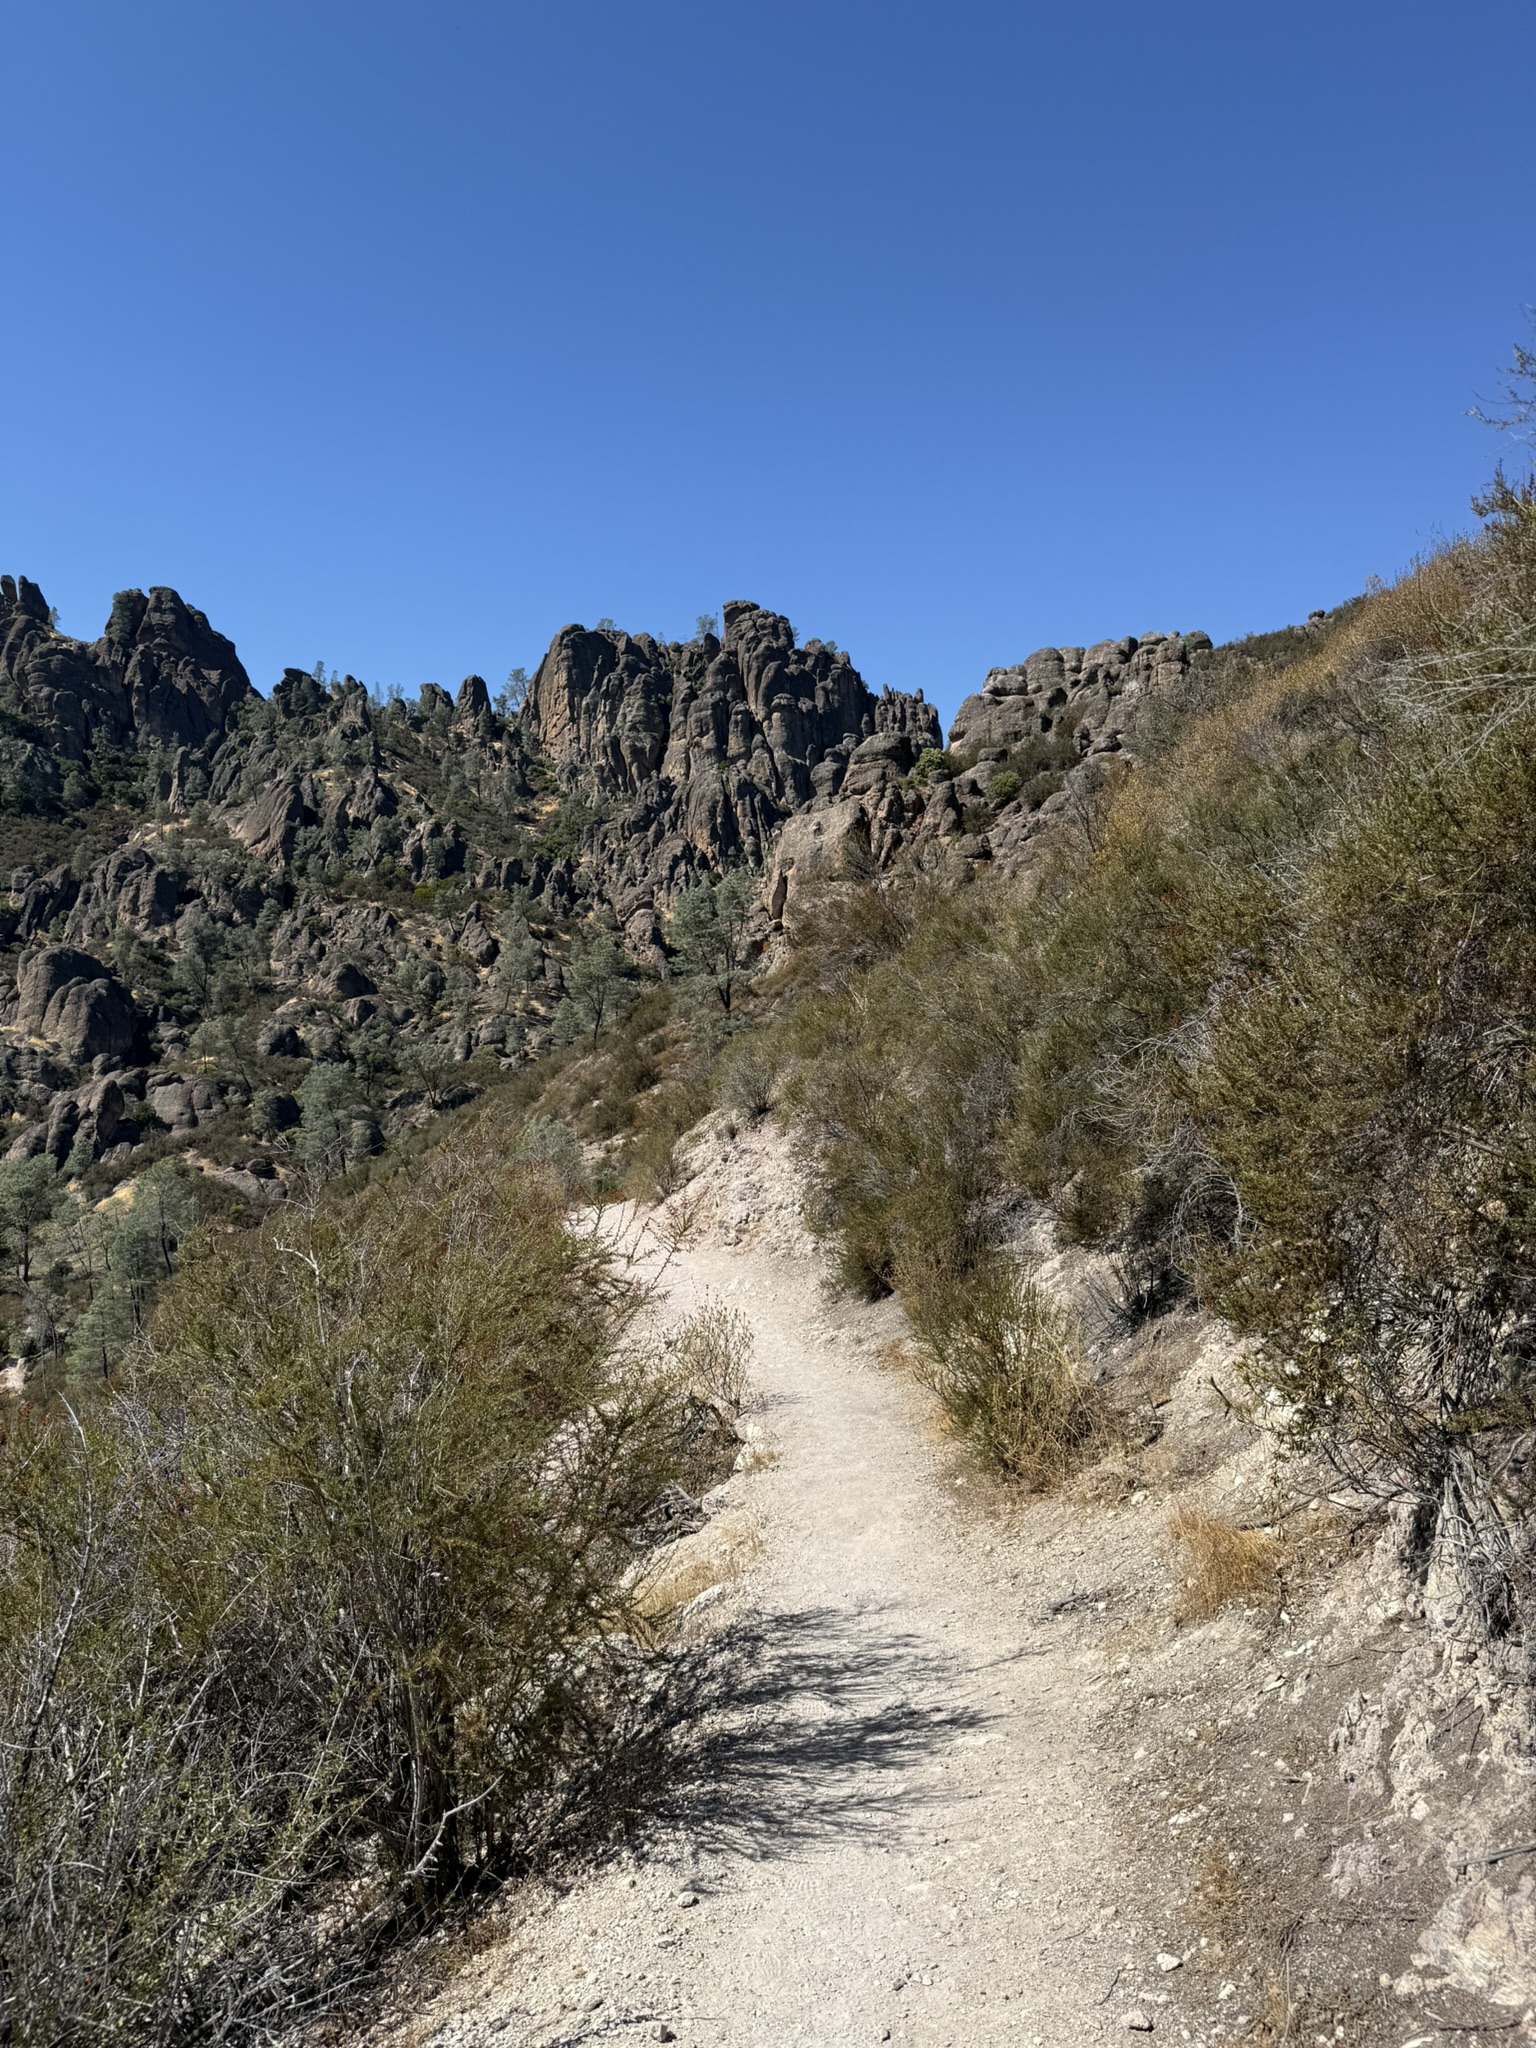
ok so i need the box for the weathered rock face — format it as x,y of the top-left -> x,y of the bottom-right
0,572 -> 1221,1199
0,575 -> 255,804
527,600 -> 941,907
15,946 -> 140,1063
948,631 -> 1212,758
757,628 -> 1217,914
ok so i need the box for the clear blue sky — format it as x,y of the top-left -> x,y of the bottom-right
4,2 -> 1534,726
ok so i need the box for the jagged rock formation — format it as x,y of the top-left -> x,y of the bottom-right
0,575 -> 254,809
948,631 -> 1212,756
527,599 -> 940,931
0,573 -> 1214,1193
764,630 -> 1213,919
12,947 -> 140,1065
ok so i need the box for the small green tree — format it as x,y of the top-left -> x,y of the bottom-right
67,1161 -> 201,1377
189,1011 -> 258,1092
297,1064 -> 361,1176
564,930 -> 630,1048
399,1036 -> 455,1109
670,872 -> 757,1014
496,666 -> 530,716
171,909 -> 225,1010
0,1157 -> 60,1288
492,927 -> 541,1014
250,1086 -> 299,1140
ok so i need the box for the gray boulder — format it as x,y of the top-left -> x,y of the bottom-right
15,946 -> 138,1063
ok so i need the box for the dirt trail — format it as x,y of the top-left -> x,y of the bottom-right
605,1227 -> 1141,2046
368,1121 -> 1536,2048
388,1129 -> 1179,2048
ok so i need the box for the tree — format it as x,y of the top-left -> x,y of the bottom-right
189,1011 -> 258,1092
171,909 -> 225,1010
670,872 -> 757,1013
563,930 -> 630,1049
298,1064 -> 365,1177
399,1036 -> 455,1110
496,666 -> 530,716
695,613 -> 719,641
0,1157 -> 60,1288
67,1161 -> 200,1377
492,927 -> 540,1014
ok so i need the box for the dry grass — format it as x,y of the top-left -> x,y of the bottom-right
1168,1503 -> 1282,1619
668,1295 -> 754,1419
1072,1451 -> 1141,1507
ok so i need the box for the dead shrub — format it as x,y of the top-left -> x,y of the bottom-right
1168,1503 -> 1282,1618
667,1295 -> 754,1421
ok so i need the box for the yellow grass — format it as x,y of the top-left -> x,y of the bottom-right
1168,1504 -> 1282,1618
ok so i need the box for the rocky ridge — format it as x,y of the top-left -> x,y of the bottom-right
0,574 -> 253,811
0,575 -> 1211,1240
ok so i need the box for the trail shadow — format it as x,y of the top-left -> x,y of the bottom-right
578,1604 -> 996,1865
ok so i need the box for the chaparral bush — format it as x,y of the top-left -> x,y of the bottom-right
0,1127 -> 691,2043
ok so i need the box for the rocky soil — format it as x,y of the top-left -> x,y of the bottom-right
351,1120 -> 1536,2048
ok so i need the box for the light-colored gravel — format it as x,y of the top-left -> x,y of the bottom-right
377,1120 -> 1176,2048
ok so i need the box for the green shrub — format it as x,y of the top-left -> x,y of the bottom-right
986,768 -> 1021,806
713,1033 -> 782,1121
769,486 -> 1536,1604
621,1073 -> 710,1200
514,1110 -> 586,1190
1188,513 -> 1536,1632
0,1132 -> 689,2039
780,883 -> 1028,1296
904,1252 -> 1100,1487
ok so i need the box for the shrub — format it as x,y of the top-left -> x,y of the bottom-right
713,1034 -> 782,1122
904,1253 -> 1101,1487
667,1295 -> 754,1420
514,1111 -> 586,1191
911,747 -> 955,785
781,884 -> 1029,1297
986,768 -> 1021,806
0,1133 -> 689,2039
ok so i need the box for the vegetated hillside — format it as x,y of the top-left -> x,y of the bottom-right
0,1118 -> 753,2042
0,558 -> 1216,1387
7,449 -> 1536,2037
756,472 -> 1536,1732
0,584 -> 946,1383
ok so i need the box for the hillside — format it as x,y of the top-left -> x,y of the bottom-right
3,478 -> 1536,2044
0,571 -> 1210,1381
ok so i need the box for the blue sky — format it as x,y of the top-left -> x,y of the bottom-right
3,1 -> 1534,727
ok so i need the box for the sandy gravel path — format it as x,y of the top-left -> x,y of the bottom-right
603,1232 -> 1137,2048
395,1146 -> 1170,2048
